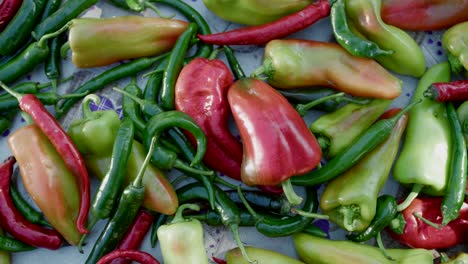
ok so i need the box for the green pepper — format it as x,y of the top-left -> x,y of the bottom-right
457,101 -> 468,143
310,99 -> 391,158
293,233 -> 433,264
157,204 -> 209,264
320,109 -> 407,232
0,227 -> 10,264
345,0 -> 426,77
226,246 -> 305,264
393,62 -> 451,196
442,253 -> 468,264
442,21 -> 468,75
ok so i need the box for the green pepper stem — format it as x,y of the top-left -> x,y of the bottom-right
296,92 -> 345,116
292,208 -> 329,220
208,47 -> 221,60
20,112 -> 34,125
82,94 -> 101,118
214,176 -> 239,190
335,97 -> 371,105
134,136 -> 157,188
376,232 -> 395,261
237,185 -> 259,220
397,184 -> 423,212
37,21 -> 72,48
281,179 -> 303,207
78,217 -> 99,253
171,204 -> 200,224
0,81 -> 23,101
173,160 -> 214,176
142,69 -> 164,78
440,253 -> 450,263
58,90 -> 89,100
338,205 -> 359,230
113,87 -> 145,107
413,212 -> 441,229
229,224 -> 257,264
250,58 -> 274,80
143,1 -> 175,18
60,42 -> 70,59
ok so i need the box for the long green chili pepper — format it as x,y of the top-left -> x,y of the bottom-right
0,91 -> 87,112
331,0 -> 393,58
347,195 -> 398,242
84,137 -> 156,264
292,99 -> 422,186
160,23 -> 198,110
143,71 -> 163,105
0,82 -> 52,100
441,102 -> 467,225
224,190 -> 291,214
150,213 -> 167,248
39,0 -> 62,22
45,34 -> 65,92
224,46 -> 246,80
9,185 -> 50,227
0,235 -> 36,252
0,117 -> 10,135
121,78 -> 146,141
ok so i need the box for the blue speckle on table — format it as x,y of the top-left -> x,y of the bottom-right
1,129 -> 10,137
427,38 -> 434,45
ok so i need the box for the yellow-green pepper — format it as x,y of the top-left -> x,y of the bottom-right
443,21 -> 468,75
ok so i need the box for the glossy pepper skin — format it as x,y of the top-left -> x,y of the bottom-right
381,0 -> 468,31
69,16 -> 188,68
345,0 -> 426,77
320,109 -> 407,232
293,233 -> 433,264
175,58 -> 243,180
442,21 -> 468,74
225,247 -> 305,264
202,0 -> 313,25
8,125 -> 81,245
388,198 -> 468,249
259,39 -> 401,99
227,78 -> 321,186
393,63 -> 451,196
0,0 -> 23,32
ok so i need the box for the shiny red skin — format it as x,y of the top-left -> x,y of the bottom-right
0,0 -> 23,32
97,250 -> 160,264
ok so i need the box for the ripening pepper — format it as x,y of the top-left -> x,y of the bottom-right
345,0 -> 426,77
202,0 -> 313,25
69,16 -> 188,68
310,99 -> 391,158
8,124 -> 82,245
393,62 -> 451,196
293,233 -> 434,264
320,108 -> 408,232
256,39 -> 402,99
225,247 -> 305,264
442,21 -> 468,74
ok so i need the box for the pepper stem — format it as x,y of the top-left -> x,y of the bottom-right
173,160 -> 215,176
81,94 -> 101,118
208,47 -> 221,60
58,90 -> 89,100
0,81 -> 23,101
142,69 -> 164,78
281,179 -> 303,207
396,184 -> 423,212
292,208 -> 329,220
250,58 -> 274,80
77,217 -> 99,253
376,232 -> 395,261
60,42 -> 70,59
134,136 -> 157,188
413,212 -> 441,229
237,185 -> 259,220
143,1 -> 175,18
37,21 -> 72,48
338,205 -> 359,230
20,112 -> 34,125
113,87 -> 145,107
171,204 -> 200,224
422,85 -> 438,100
229,224 -> 257,264
214,176 -> 239,190
296,92 -> 346,116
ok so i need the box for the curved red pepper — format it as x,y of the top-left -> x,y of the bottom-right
388,197 -> 468,249
197,0 -> 330,46
0,0 -> 23,32
97,250 -> 160,264
426,80 -> 468,102
381,0 -> 468,31
0,157 -> 63,250
227,78 -> 322,186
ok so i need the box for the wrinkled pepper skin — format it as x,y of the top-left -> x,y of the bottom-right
310,99 -> 391,158
227,78 -> 321,186
261,39 -> 402,99
202,0 -> 313,25
293,233 -> 433,264
8,125 -> 82,245
225,247 -> 305,264
381,0 -> 468,31
393,63 -> 451,196
346,0 -> 426,77
443,21 -> 468,74
388,198 -> 468,249
175,58 -> 243,180
69,16 -> 188,68
320,109 -> 408,232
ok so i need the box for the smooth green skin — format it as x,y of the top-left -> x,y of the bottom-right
293,233 -> 433,264
320,110 -> 406,232
202,0 -> 312,25
226,247 -> 305,264
457,101 -> 468,143
442,253 -> 468,264
310,99 -> 391,158
393,62 -> 451,196
346,0 -> 426,77
443,21 -> 468,73
0,228 -> 10,264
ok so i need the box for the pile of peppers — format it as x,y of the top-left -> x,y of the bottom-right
0,0 -> 468,264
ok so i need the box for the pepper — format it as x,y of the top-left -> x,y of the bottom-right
44,34 -> 65,92
253,39 -> 402,99
0,0 -> 23,32
393,62 -> 451,196
310,99 -> 391,158
457,101 -> 468,143
225,247 -> 305,264
8,125 -> 83,246
345,0 -> 426,77
97,250 -> 160,264
442,253 -> 468,264
157,204 -> 209,264
293,233 -> 433,264
424,80 -> 468,102
150,214 -> 166,248
68,16 -> 188,68
10,184 -> 50,227
388,198 -> 468,249
381,0 -> 468,31
0,227 -> 10,264
442,21 -> 468,74
320,108 -> 407,232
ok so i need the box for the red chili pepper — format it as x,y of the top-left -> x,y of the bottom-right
424,80 -> 468,102
0,82 -> 90,234
97,249 -> 160,264
197,0 -> 330,45
0,156 -> 63,249
0,0 -> 22,32
110,210 -> 155,264
381,0 -> 468,31
212,256 -> 227,264
388,197 -> 468,249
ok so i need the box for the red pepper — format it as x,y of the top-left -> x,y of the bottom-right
174,58 -> 242,180
0,83 -> 90,234
97,250 -> 160,264
424,80 -> 468,102
381,0 -> 468,31
212,257 -> 227,264
0,156 -> 63,250
227,78 -> 322,186
197,0 -> 330,46
110,210 -> 154,264
388,197 -> 468,249
0,0 -> 22,32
